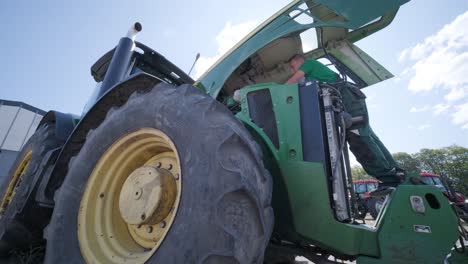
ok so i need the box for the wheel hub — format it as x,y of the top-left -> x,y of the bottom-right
77,128 -> 182,263
119,166 -> 177,225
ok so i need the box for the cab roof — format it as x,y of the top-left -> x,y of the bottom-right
420,173 -> 440,178
353,179 -> 380,184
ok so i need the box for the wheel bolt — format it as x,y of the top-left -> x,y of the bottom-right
167,164 -> 173,170
174,173 -> 179,180
146,226 -> 153,233
156,162 -> 161,168
160,221 -> 166,228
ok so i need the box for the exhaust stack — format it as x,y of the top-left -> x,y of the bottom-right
97,22 -> 142,99
126,22 -> 142,41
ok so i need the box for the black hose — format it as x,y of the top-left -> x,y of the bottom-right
331,114 -> 347,183
320,27 -> 347,84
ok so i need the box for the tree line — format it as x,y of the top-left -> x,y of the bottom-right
351,145 -> 468,195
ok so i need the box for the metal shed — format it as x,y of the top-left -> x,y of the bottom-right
0,99 -> 45,180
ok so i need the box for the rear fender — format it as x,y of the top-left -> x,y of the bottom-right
38,73 -> 161,205
38,111 -> 78,142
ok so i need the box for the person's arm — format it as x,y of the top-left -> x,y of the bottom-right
285,70 -> 305,84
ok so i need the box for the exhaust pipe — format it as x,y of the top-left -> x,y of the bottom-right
126,22 -> 142,41
97,22 -> 142,99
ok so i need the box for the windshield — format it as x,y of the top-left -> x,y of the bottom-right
420,176 -> 447,191
432,177 -> 443,185
354,183 -> 367,193
420,177 -> 434,185
367,183 -> 378,192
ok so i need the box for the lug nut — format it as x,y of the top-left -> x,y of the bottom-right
160,221 -> 166,228
167,164 -> 173,170
146,226 -> 153,233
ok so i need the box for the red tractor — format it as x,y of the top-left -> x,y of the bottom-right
359,173 -> 468,222
419,173 -> 468,222
353,179 -> 380,219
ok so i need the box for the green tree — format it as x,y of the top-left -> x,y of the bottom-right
393,152 -> 420,173
352,145 -> 467,194
410,145 -> 468,195
351,165 -> 371,180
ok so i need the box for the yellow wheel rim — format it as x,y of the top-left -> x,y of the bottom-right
0,150 -> 32,215
78,128 -> 182,264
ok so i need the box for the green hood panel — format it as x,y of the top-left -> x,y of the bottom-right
196,0 -> 409,98
314,0 -> 409,29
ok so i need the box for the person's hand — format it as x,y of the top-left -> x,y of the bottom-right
285,70 -> 305,84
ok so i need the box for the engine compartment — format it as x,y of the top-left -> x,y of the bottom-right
221,35 -> 303,95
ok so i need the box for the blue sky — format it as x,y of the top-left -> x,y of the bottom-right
1,0 -> 467,155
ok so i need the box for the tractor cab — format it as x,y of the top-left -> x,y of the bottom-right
420,173 -> 467,206
353,179 -> 380,199
419,172 -> 447,192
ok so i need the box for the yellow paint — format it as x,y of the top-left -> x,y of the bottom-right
0,150 -> 32,214
78,128 -> 182,264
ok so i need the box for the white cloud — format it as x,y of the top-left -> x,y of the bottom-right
417,124 -> 431,131
398,11 -> 468,129
193,20 -> 258,79
452,102 -> 468,129
432,103 -> 451,115
194,56 -> 220,79
398,48 -> 409,63
408,124 -> 432,131
409,105 -> 429,113
445,87 -> 465,102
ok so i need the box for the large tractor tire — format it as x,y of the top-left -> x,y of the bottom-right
45,83 -> 274,264
0,124 -> 62,255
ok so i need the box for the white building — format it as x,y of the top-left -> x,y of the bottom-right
0,99 -> 45,180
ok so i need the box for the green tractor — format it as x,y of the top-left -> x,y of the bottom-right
0,0 -> 467,263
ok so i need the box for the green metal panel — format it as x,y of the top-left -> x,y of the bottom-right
357,185 -> 460,264
235,83 -> 464,261
313,0 -> 408,29
236,83 -> 303,162
280,160 -> 379,256
346,10 -> 399,43
238,120 -> 297,238
235,83 -> 379,256
329,40 -> 394,86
